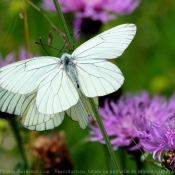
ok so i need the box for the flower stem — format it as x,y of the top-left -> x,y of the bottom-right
9,117 -> 28,169
132,138 -> 158,175
89,98 -> 122,175
0,131 -> 6,146
27,0 -> 69,51
23,0 -> 29,58
103,145 -> 113,174
53,0 -> 73,51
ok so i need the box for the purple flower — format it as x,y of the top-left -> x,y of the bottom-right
19,48 -> 34,60
137,117 -> 175,161
89,92 -> 175,151
136,106 -> 175,161
0,53 -> 15,68
40,0 -> 141,35
0,48 -> 35,68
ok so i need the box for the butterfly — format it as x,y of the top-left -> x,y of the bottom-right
0,24 -> 136,131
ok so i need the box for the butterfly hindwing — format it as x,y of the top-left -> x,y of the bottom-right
20,91 -> 65,131
66,91 -> 98,129
0,88 -> 25,115
66,91 -> 89,129
22,113 -> 65,131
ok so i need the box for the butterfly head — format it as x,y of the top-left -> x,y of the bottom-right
61,53 -> 72,65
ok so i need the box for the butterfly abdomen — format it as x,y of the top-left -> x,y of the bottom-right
61,53 -> 80,88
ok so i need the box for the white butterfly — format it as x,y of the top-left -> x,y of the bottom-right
0,24 -> 136,131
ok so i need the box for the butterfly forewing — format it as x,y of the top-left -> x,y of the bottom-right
72,24 -> 136,60
76,59 -> 124,97
0,57 -> 60,94
71,24 -> 136,97
36,67 -> 79,115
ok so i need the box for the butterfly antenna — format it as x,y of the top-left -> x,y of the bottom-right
57,41 -> 68,56
35,40 -> 64,56
39,37 -> 50,56
35,42 -> 63,52
74,30 -> 81,39
56,31 -> 81,56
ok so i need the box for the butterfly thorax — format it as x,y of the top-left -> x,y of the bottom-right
61,53 -> 79,88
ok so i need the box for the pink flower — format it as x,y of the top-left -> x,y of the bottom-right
89,92 -> 175,151
19,48 -> 34,60
0,53 -> 15,68
137,117 -> 175,161
40,0 -> 141,35
0,48 -> 35,68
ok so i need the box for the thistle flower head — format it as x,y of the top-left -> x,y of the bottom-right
138,116 -> 175,161
89,92 -> 175,151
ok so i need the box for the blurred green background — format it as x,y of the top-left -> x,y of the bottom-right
0,0 -> 175,174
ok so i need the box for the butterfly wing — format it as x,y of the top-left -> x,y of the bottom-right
66,90 -> 98,129
72,24 -> 136,60
24,93 -> 98,130
66,100 -> 88,129
80,96 -> 98,121
0,56 -> 79,115
76,59 -> 124,97
72,24 -> 136,97
0,88 -> 25,115
0,57 -> 60,94
36,66 -> 79,115
20,92 -> 64,131
23,114 -> 64,131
